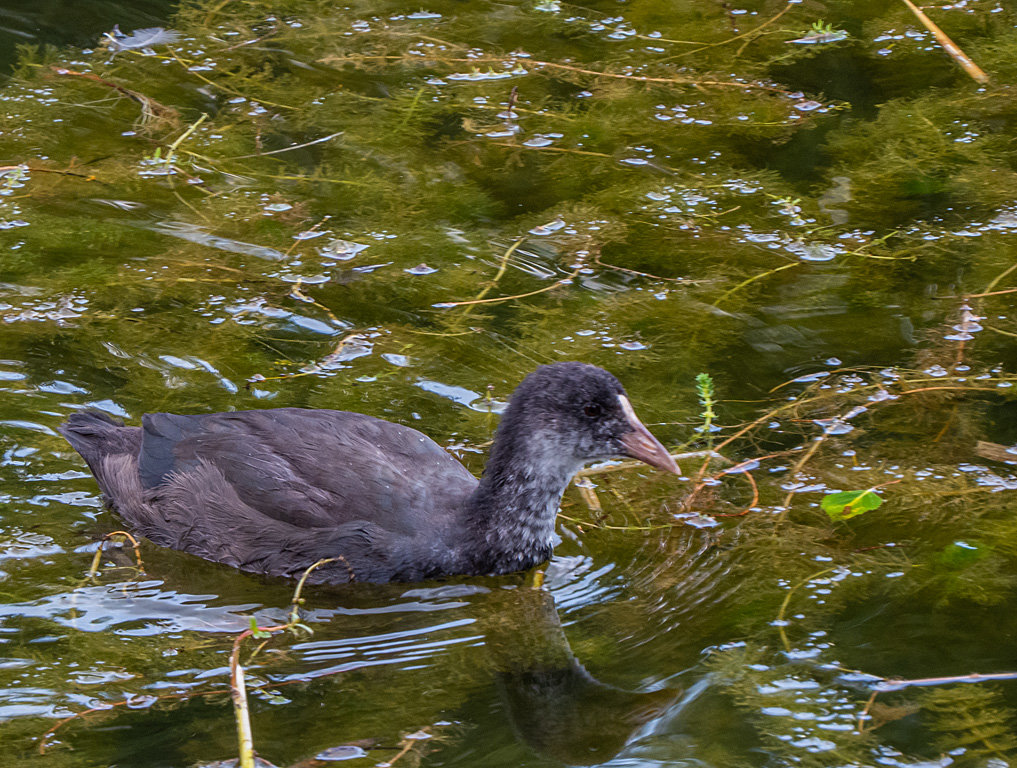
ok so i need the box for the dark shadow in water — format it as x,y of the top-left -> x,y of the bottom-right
468,587 -> 679,765
0,0 -> 178,75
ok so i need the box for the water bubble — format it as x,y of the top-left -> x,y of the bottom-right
405,263 -> 437,275
786,241 -> 839,262
316,745 -> 368,761
792,371 -> 830,383
794,100 -> 823,111
382,353 -> 410,367
317,239 -> 369,260
813,417 -> 853,435
674,512 -> 719,528
868,389 -> 897,402
529,217 -> 566,235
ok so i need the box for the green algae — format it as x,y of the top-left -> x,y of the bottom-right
3,0 -> 1017,765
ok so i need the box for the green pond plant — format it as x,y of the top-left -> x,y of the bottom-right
2,0 -> 1017,765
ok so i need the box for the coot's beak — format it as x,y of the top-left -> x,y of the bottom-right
617,395 -> 680,474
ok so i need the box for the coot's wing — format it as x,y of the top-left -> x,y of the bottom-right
138,408 -> 478,533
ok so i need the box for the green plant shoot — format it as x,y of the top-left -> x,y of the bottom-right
695,372 -> 716,450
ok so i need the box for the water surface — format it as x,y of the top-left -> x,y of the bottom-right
2,0 -> 1017,765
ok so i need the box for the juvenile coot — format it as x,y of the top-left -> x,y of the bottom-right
60,362 -> 678,584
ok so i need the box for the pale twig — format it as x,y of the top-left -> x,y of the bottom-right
87,530 -> 144,579
465,237 -> 526,310
664,1 -> 797,60
438,268 -> 581,309
225,132 -> 344,160
900,0 -> 989,83
775,567 -> 838,652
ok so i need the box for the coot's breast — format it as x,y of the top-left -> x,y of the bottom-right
140,408 -> 480,534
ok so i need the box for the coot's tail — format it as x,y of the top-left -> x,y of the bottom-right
59,411 -> 143,503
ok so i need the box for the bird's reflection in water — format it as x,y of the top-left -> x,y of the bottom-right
478,586 -> 679,765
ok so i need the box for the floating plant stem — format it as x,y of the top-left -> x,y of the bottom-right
462,236 -> 526,314
900,0 -> 989,84
87,530 -> 145,580
774,567 -> 839,652
437,268 -> 581,309
665,0 -> 797,59
712,261 -> 800,307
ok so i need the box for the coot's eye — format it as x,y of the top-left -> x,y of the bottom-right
584,402 -> 602,418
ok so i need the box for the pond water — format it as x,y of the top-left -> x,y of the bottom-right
2,0 -> 1017,765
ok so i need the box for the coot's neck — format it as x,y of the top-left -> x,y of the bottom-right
462,422 -> 582,575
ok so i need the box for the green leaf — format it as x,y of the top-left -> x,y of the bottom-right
821,489 -> 884,521
248,616 -> 271,639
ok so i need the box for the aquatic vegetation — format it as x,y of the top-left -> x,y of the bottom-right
1,0 -> 1017,765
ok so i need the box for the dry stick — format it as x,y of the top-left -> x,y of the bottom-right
982,261 -> 1017,295
713,261 -> 800,307
168,113 -> 208,154
203,0 -> 234,25
858,690 -> 879,734
41,556 -> 352,757
775,567 -> 839,652
461,237 -> 527,316
228,618 -> 296,768
319,53 -> 791,93
963,286 -> 1017,299
666,0 -> 796,60
87,530 -> 144,579
387,727 -> 432,767
684,450 -> 791,511
285,215 -> 331,257
711,467 -> 760,518
49,66 -> 178,123
985,325 -> 1017,339
439,268 -> 581,309
876,670 -> 1017,693
592,251 -> 691,283
776,433 -> 827,522
900,0 -> 989,84
225,131 -> 344,161
0,164 -> 100,181
859,671 -> 1017,734
288,557 -> 341,625
229,557 -> 344,768
230,629 -> 262,768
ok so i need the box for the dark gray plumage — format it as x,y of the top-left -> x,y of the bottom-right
59,362 -> 678,584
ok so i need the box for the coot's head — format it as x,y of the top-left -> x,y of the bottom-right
499,362 -> 679,474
